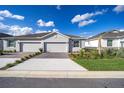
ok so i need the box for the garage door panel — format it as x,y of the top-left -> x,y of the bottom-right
21,42 -> 41,52
46,42 -> 68,52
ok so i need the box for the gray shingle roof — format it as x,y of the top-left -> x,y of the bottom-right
89,30 -> 124,40
64,34 -> 86,39
2,32 -> 86,40
2,32 -> 52,40
0,33 -> 12,39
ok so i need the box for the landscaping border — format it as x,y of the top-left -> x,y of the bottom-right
0,51 -> 42,70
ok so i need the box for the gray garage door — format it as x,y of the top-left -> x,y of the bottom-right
20,42 -> 41,52
45,42 -> 68,52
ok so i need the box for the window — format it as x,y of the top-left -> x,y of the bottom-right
107,40 -> 112,46
7,40 -> 16,47
73,40 -> 79,47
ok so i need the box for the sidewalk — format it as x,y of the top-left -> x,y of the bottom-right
0,71 -> 124,78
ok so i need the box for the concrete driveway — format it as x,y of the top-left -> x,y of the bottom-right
34,52 -> 69,58
8,53 -> 87,71
0,52 -> 34,68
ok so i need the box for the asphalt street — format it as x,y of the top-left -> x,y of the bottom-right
0,77 -> 124,88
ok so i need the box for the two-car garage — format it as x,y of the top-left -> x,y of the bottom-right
20,42 -> 68,52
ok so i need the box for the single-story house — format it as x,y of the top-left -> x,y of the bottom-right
2,31 -> 86,52
85,30 -> 124,49
0,32 -> 12,50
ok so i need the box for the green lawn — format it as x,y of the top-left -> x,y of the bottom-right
74,58 -> 124,71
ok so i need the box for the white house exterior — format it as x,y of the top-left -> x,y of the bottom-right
85,30 -> 124,49
0,33 -> 12,50
2,32 -> 86,52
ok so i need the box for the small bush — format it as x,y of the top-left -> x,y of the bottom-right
29,54 -> 33,57
39,48 -> 43,53
116,48 -> 124,58
15,60 -> 22,64
13,49 -> 16,52
25,56 -> 30,59
79,49 -> 85,58
101,48 -> 117,58
6,63 -> 15,68
0,50 -> 3,55
21,57 -> 26,61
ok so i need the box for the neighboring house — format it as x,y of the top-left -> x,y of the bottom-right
0,32 -> 12,50
85,30 -> 124,49
2,31 -> 86,52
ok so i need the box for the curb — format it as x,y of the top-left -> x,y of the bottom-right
0,71 -> 124,78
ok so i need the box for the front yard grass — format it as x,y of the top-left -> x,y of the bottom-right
74,58 -> 124,71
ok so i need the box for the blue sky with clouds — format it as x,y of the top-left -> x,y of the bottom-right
0,5 -> 124,36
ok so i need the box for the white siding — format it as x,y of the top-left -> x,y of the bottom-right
43,33 -> 69,52
43,33 -> 69,42
85,39 -> 122,48
81,40 -> 85,48
0,40 -> 3,50
85,40 -> 98,47
3,40 -> 16,51
101,39 -> 120,48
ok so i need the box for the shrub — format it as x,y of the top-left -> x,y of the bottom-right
21,57 -> 26,61
116,48 -> 124,58
6,63 -> 15,68
35,52 -> 41,55
79,49 -> 85,58
15,60 -> 22,64
101,48 -> 117,58
0,50 -> 3,55
25,56 -> 30,59
78,48 -> 100,59
29,54 -> 33,57
39,48 -> 43,53
13,50 -> 16,52
90,49 -> 100,59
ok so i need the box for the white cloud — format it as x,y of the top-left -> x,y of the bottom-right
78,19 -> 96,27
0,10 -> 24,20
71,9 -> 107,27
0,22 -> 32,36
52,28 -> 59,32
119,29 -> 124,32
113,5 -> 124,13
0,16 -> 4,20
56,5 -> 61,10
9,26 -> 32,36
35,28 -> 59,33
35,30 -> 49,33
0,22 -> 9,30
71,9 -> 106,23
12,15 -> 24,20
37,19 -> 55,27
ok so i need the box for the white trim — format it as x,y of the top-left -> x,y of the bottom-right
40,31 -> 70,39
55,32 -> 70,39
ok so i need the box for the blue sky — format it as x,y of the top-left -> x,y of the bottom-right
0,5 -> 124,36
